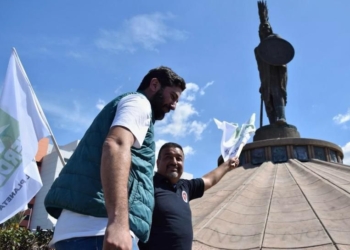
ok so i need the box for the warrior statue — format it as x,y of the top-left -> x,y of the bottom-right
254,1 -> 294,126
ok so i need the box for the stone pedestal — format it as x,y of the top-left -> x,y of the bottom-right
253,123 -> 300,141
217,137 -> 344,166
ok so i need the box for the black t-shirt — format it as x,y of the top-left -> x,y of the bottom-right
138,173 -> 205,250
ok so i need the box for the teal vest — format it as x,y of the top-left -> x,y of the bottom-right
44,92 -> 155,242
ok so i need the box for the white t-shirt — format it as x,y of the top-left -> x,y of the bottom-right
50,93 -> 151,246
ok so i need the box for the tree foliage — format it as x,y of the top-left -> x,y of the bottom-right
0,212 -> 54,250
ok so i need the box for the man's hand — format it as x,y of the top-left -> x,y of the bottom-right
226,157 -> 239,171
103,221 -> 132,250
202,156 -> 240,191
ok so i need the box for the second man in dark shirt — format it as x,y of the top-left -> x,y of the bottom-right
138,142 -> 239,250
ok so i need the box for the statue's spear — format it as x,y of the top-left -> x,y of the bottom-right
260,97 -> 263,128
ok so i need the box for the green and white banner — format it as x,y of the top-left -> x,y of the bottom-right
0,49 -> 50,224
214,113 -> 256,162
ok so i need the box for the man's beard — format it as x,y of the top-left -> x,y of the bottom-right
166,172 -> 178,179
151,88 -> 167,120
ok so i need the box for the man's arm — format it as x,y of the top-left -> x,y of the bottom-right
101,126 -> 135,250
202,157 -> 239,191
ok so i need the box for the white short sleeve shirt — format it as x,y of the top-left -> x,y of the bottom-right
111,93 -> 152,148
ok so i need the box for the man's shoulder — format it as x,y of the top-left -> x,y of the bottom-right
111,92 -> 151,115
119,92 -> 148,102
178,177 -> 202,183
177,178 -> 203,188
177,178 -> 205,201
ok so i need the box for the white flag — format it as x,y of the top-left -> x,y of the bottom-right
0,49 -> 50,224
214,113 -> 256,162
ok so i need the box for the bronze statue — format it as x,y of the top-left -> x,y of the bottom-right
254,1 -> 294,126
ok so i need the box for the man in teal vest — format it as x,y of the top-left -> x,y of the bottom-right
44,66 -> 186,250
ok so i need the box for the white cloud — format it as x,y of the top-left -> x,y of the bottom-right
342,142 -> 350,165
66,51 -> 88,60
155,139 -> 167,160
200,81 -> 214,95
43,100 -> 94,133
95,12 -> 187,53
181,83 -> 199,101
183,146 -> 195,156
333,109 -> 350,125
180,81 -> 214,100
96,99 -> 106,111
156,102 -> 208,140
155,81 -> 213,140
189,120 -> 208,139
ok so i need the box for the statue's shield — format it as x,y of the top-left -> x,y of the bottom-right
257,36 -> 295,66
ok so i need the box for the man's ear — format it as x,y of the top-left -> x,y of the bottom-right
149,78 -> 161,93
156,158 -> 162,172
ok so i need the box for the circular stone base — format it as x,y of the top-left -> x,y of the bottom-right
253,123 -> 300,141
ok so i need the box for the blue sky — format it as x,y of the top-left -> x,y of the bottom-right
0,0 -> 349,177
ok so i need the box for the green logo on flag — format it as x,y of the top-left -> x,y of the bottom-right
0,108 -> 22,187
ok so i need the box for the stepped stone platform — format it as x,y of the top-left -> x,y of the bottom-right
191,159 -> 350,249
191,138 -> 349,250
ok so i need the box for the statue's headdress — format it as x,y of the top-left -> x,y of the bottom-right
257,1 -> 273,39
258,1 -> 269,24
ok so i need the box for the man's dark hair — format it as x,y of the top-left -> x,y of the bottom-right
158,142 -> 184,159
137,66 -> 186,91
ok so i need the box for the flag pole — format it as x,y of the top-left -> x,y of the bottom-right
12,48 -> 66,167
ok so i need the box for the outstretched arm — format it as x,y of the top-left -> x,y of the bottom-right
101,126 -> 135,250
202,157 -> 239,191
